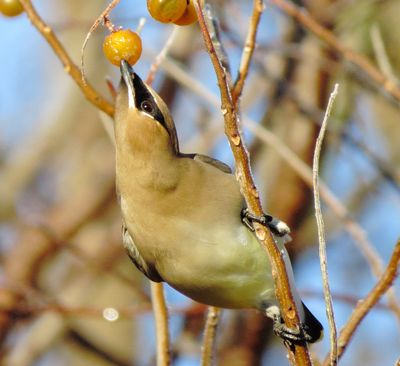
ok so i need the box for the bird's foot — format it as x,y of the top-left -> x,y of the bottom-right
265,305 -> 314,346
240,208 -> 290,237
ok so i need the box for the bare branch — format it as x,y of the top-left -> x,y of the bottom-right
232,0 -> 264,105
150,283 -> 171,366
147,26 -> 179,85
313,84 -> 339,366
81,0 -> 121,85
201,307 -> 221,366
203,4 -> 232,79
19,0 -> 114,117
195,1 -> 312,364
301,289 -> 395,312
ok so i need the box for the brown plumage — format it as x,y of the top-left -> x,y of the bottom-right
114,60 -> 323,344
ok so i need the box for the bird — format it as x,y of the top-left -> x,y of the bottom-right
114,59 -> 323,345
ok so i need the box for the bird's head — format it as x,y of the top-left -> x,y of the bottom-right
115,60 -> 179,156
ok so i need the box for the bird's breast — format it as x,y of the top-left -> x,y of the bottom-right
117,160 -> 277,310
122,202 -> 275,309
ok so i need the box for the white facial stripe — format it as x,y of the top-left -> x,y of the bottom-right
140,111 -> 155,119
128,90 -> 135,109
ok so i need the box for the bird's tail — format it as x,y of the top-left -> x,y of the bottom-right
301,302 -> 324,343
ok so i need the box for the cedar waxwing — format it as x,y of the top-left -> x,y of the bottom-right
114,60 -> 323,344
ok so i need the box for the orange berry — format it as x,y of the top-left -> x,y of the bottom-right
174,0 -> 197,26
147,0 -> 187,23
0,0 -> 23,17
103,29 -> 142,67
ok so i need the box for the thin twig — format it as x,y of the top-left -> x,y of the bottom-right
150,283 -> 171,366
1,277 -> 205,318
323,240 -> 400,365
203,4 -> 231,79
195,2 -> 312,365
232,0 -> 264,105
270,0 -> 400,104
201,307 -> 221,366
147,26 -> 180,85
313,84 -> 339,366
81,0 -> 121,85
301,289 -> 394,312
19,0 -> 114,117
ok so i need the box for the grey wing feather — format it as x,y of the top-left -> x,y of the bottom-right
193,154 -> 232,174
122,225 -> 163,282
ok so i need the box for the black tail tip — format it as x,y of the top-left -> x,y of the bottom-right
302,302 -> 324,343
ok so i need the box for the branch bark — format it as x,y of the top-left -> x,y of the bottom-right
201,307 -> 221,366
150,283 -> 171,366
232,0 -> 264,105
195,1 -> 312,364
313,84 -> 339,366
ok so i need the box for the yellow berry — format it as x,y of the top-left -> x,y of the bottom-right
174,0 -> 197,26
0,0 -> 23,17
103,29 -> 142,67
147,0 -> 187,23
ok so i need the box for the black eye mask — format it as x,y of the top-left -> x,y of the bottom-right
131,73 -> 166,129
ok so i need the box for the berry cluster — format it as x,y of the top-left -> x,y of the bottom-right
103,0 -> 197,67
147,0 -> 197,26
0,0 -> 197,69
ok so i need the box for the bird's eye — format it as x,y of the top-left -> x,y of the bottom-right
141,100 -> 154,114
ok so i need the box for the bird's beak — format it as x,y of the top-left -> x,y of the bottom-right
120,60 -> 136,109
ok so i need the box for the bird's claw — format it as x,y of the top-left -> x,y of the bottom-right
265,305 -> 313,346
272,321 -> 314,345
240,208 -> 290,237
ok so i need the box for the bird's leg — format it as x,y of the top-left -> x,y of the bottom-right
240,208 -> 290,237
265,305 -> 313,345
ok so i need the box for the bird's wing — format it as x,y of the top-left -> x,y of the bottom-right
122,225 -> 163,282
181,153 -> 232,174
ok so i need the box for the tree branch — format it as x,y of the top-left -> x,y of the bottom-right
195,1 -> 312,364
19,0 -> 115,117
201,307 -> 221,366
313,84 -> 339,366
232,0 -> 264,105
150,283 -> 171,366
